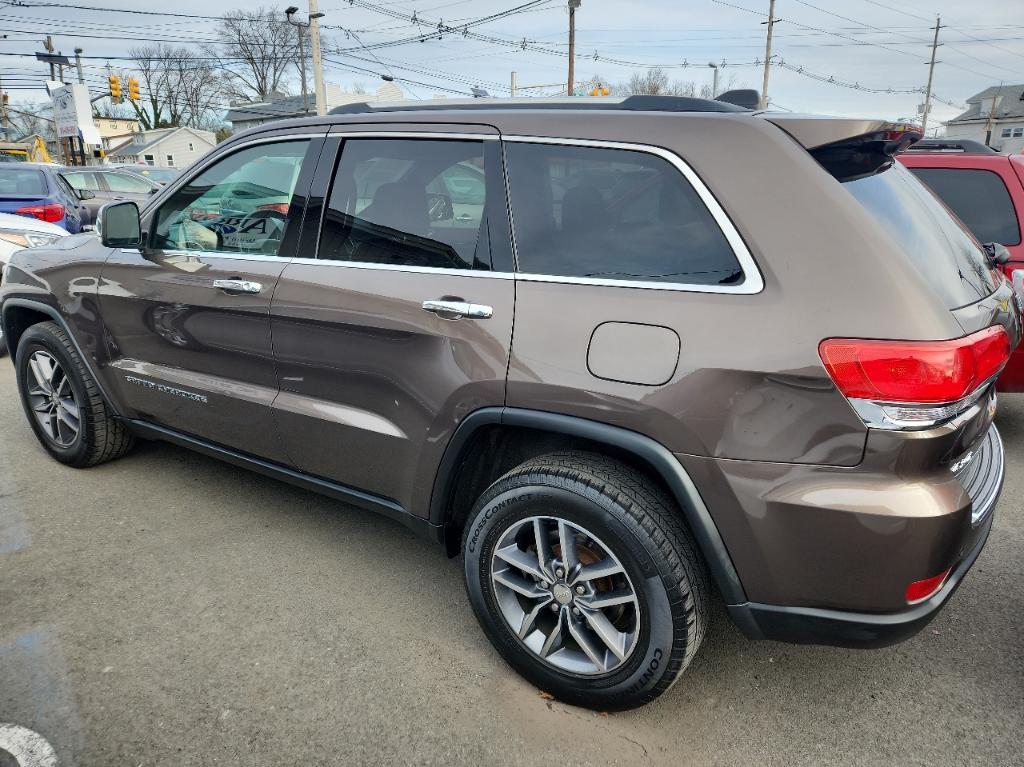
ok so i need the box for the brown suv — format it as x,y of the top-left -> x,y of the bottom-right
1,96 -> 1017,710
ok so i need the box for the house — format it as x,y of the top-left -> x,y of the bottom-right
226,82 -> 404,133
94,117 -> 141,153
944,84 -> 1024,153
107,127 -> 216,168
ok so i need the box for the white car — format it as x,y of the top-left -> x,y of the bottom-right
0,212 -> 67,355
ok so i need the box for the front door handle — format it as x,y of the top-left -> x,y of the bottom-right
213,278 -> 263,295
422,299 -> 492,320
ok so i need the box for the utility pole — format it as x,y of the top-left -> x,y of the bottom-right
983,86 -> 1002,147
760,0 -> 777,109
708,62 -> 720,97
921,15 -> 942,136
567,0 -> 580,96
0,74 -> 7,140
511,71 -> 517,97
308,0 -> 327,116
74,47 -> 84,84
285,7 -> 311,114
44,35 -> 55,80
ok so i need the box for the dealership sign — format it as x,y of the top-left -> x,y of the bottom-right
50,83 -> 101,145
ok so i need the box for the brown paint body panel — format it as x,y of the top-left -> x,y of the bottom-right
269,263 -> 514,513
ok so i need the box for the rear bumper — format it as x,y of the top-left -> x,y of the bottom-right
728,515 -> 992,648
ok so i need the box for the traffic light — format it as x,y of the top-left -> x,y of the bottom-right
127,77 -> 140,101
108,74 -> 122,102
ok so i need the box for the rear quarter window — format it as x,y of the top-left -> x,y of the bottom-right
504,141 -> 744,287
908,167 -> 1021,247
844,163 -> 999,309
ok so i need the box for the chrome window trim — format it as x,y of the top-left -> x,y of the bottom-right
289,255 -> 514,278
501,134 -> 764,295
330,130 -> 499,141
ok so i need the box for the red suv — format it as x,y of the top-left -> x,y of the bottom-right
900,139 -> 1024,391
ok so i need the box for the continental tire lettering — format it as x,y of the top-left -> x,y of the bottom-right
467,495 -> 525,555
625,648 -> 663,696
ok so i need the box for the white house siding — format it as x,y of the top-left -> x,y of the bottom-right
148,130 -> 215,169
943,120 -> 1024,153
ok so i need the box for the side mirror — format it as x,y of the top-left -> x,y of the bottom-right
984,241 -> 1012,266
100,200 -> 142,248
77,189 -> 96,201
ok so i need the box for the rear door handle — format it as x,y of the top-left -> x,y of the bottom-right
422,299 -> 492,320
213,278 -> 263,295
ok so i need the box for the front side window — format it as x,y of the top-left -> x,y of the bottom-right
504,142 -> 742,286
152,139 -> 310,256
909,167 -> 1021,246
318,139 -> 489,270
61,171 -> 102,191
105,172 -> 155,194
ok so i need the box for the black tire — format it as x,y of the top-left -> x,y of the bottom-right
462,451 -> 709,710
0,326 -> 7,357
15,321 -> 134,467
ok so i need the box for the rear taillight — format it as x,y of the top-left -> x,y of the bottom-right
16,203 -> 64,223
819,326 -> 1010,429
905,569 -> 950,604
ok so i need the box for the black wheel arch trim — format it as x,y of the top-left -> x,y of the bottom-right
1,297 -> 121,417
430,406 -> 747,605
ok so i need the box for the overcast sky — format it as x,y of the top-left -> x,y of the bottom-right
2,0 -> 1022,128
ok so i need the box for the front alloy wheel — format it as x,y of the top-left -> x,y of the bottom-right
24,350 -> 81,447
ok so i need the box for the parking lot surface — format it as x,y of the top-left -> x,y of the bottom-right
0,366 -> 1021,767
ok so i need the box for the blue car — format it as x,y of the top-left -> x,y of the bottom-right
0,163 -> 92,232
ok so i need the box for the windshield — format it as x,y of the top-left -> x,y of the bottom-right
844,163 -> 999,309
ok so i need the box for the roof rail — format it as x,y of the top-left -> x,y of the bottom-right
329,94 -> 751,116
903,138 -> 999,154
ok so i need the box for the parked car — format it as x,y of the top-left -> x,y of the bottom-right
125,165 -> 180,186
0,211 -> 67,355
1,96 -> 1018,710
60,167 -> 159,225
0,163 -> 92,233
899,140 -> 1024,391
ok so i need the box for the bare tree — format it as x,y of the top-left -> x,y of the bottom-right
615,68 -> 745,99
8,101 -> 54,141
204,7 -> 300,102
127,45 -> 222,130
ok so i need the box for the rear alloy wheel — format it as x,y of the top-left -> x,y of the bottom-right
490,516 -> 641,675
463,451 -> 709,710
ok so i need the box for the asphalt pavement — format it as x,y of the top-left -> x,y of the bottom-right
0,365 -> 1021,766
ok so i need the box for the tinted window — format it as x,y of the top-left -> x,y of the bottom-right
504,142 -> 741,285
909,167 -> 1020,246
105,172 -> 156,194
845,163 -> 998,309
62,171 -> 101,191
0,169 -> 47,196
319,139 -> 489,270
153,140 -> 310,256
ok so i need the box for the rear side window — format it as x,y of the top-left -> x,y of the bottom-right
845,163 -> 998,309
0,169 -> 47,196
319,138 -> 489,270
908,167 -> 1021,246
504,142 -> 742,286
